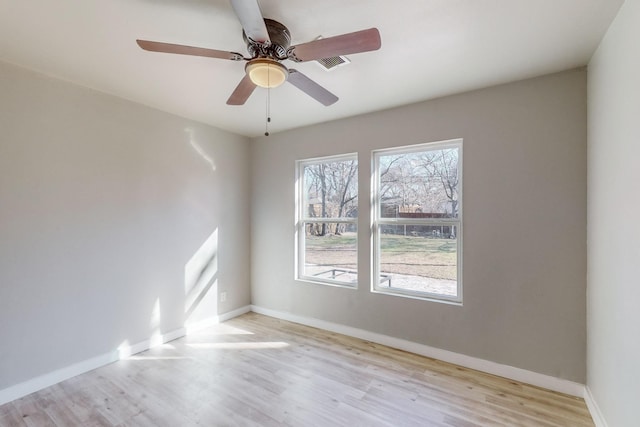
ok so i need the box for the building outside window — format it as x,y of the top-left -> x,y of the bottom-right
372,139 -> 462,303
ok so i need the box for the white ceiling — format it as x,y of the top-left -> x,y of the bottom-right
0,0 -> 623,137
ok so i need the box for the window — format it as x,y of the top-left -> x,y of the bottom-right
372,140 -> 462,302
296,154 -> 358,286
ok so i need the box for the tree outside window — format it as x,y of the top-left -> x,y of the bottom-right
296,154 -> 358,286
373,140 -> 462,302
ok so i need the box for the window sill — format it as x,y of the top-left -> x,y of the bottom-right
296,276 -> 358,290
371,287 -> 463,306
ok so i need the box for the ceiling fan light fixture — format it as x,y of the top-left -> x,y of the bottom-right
246,58 -> 288,88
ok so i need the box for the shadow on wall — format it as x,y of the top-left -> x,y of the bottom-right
115,128 -> 221,359
184,228 -> 219,326
183,127 -> 222,327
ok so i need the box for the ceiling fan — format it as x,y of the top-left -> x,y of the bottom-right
136,0 -> 381,107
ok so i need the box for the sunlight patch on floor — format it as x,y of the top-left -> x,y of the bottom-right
186,341 -> 289,350
127,356 -> 193,361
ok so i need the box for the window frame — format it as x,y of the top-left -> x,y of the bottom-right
295,153 -> 359,288
371,139 -> 463,304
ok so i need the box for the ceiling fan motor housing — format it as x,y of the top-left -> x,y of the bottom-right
243,18 -> 291,59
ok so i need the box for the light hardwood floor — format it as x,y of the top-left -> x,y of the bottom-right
0,313 -> 594,426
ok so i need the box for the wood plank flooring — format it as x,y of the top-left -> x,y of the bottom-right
0,313 -> 594,426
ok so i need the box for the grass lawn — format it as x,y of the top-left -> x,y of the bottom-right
305,232 -> 457,280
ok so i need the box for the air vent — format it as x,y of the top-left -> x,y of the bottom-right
313,36 -> 351,71
316,55 -> 350,70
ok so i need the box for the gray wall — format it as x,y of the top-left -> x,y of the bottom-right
588,0 -> 640,425
0,61 -> 251,390
251,69 -> 587,382
0,54 -> 590,397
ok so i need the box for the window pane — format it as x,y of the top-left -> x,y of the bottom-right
378,148 -> 459,219
303,159 -> 358,219
303,224 -> 357,285
378,225 -> 458,297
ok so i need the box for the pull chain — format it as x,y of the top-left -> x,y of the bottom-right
265,86 -> 271,136
265,64 -> 271,136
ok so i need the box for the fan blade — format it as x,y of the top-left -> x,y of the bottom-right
287,69 -> 338,106
230,0 -> 270,44
227,75 -> 257,105
289,28 -> 381,62
137,40 -> 244,61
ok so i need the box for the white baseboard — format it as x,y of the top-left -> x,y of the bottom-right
0,352 -> 116,406
116,327 -> 186,359
0,326 -> 187,406
1,304 -> 592,418
0,306 -> 251,406
219,305 -> 252,322
185,305 -> 252,334
0,305 -> 251,405
250,305 -> 586,398
584,386 -> 608,427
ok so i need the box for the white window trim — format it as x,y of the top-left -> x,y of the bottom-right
371,139 -> 463,304
295,153 -> 359,288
